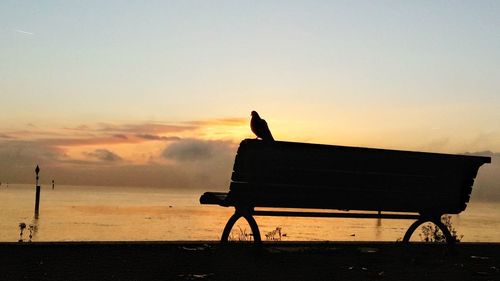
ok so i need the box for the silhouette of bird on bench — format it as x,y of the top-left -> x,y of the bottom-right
251,111 -> 274,141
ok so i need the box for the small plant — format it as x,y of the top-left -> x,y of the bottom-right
228,226 -> 253,241
265,226 -> 286,241
28,224 -> 35,242
419,215 -> 463,243
18,222 -> 26,242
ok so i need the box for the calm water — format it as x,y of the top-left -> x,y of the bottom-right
1,184 -> 500,242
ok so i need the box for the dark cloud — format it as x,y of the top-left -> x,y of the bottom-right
461,151 -> 500,202
113,134 -> 128,140
85,149 -> 122,162
136,134 -> 181,141
162,139 -> 232,162
38,136 -> 140,146
0,140 -> 68,184
160,139 -> 237,189
465,151 -> 500,157
0,140 -> 64,165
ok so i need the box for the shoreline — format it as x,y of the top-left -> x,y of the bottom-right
2,240 -> 500,245
2,241 -> 499,280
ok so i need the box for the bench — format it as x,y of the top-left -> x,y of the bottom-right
200,139 -> 490,244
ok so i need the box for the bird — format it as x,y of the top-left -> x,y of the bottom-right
250,111 -> 275,141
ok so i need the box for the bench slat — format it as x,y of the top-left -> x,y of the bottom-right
228,182 -> 456,213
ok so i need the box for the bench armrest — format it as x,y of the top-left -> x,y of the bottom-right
200,192 -> 229,206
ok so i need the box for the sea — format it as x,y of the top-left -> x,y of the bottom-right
1,184 -> 500,242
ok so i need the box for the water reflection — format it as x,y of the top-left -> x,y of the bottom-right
375,218 -> 382,240
2,184 -> 500,242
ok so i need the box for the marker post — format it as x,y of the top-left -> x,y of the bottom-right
34,165 -> 41,218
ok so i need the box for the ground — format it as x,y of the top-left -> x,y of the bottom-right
1,242 -> 499,281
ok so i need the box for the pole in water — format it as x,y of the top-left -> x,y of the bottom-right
52,179 -> 54,190
34,165 -> 41,218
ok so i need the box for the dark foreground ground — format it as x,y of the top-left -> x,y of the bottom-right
1,241 -> 499,281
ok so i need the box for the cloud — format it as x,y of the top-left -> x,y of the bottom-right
0,133 -> 14,139
0,137 -> 237,189
162,139 -> 233,162
0,140 -> 68,183
85,149 -> 122,162
460,151 -> 500,202
419,137 -> 450,151
94,122 -> 196,134
136,134 -> 181,141
0,118 -> 247,188
63,125 -> 90,131
13,29 -> 34,35
159,139 -> 237,189
464,151 -> 500,157
39,122 -> 196,146
35,134 -> 181,147
113,134 -> 128,140
2,118 -> 246,148
38,136 -> 141,146
0,140 -> 64,165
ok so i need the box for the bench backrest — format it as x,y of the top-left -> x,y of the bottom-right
228,139 -> 490,215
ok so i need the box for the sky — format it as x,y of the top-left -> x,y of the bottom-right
0,1 -> 499,196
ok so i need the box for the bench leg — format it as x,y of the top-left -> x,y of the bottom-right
402,219 -> 426,243
244,213 -> 262,243
403,217 -> 455,245
432,218 -> 454,245
220,212 -> 262,244
221,213 -> 242,243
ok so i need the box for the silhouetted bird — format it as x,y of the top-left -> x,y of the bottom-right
251,111 -> 274,141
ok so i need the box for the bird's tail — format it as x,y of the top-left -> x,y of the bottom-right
266,132 -> 275,142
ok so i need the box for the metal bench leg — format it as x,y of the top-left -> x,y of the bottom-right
243,213 -> 261,243
220,211 -> 262,244
221,212 -> 242,243
403,217 -> 455,245
432,218 -> 455,245
402,219 -> 426,243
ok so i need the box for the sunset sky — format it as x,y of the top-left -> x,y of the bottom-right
1,1 -> 499,191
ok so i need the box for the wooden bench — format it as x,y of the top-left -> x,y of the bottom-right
200,139 -> 490,244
